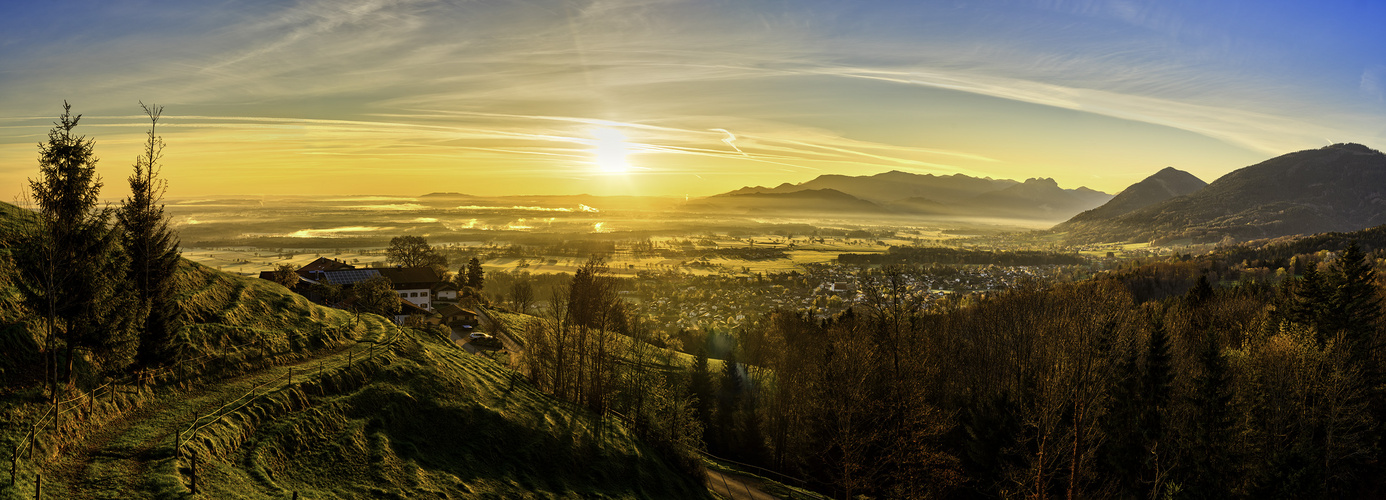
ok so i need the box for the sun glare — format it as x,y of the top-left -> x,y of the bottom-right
592,127 -> 630,173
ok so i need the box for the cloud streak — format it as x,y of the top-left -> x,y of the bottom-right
1,0 -> 1383,198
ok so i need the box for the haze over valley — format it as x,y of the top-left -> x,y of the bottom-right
5,1 -> 1386,499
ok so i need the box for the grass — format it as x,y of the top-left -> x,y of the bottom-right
1,246 -> 709,498
194,328 -> 709,499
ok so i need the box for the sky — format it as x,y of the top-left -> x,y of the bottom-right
2,0 -> 1384,200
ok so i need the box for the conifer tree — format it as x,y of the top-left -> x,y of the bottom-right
715,348 -> 743,454
1291,261 -> 1330,338
688,346 -> 715,443
1180,330 -> 1235,499
21,101 -> 138,382
466,256 -> 485,290
1327,242 -> 1381,369
117,102 -> 183,368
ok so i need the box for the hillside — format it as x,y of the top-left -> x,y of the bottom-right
685,188 -> 890,215
728,170 -> 1019,205
967,178 -> 1113,219
1055,167 -> 1207,229
714,170 -> 1110,220
1059,143 -> 1386,244
0,203 -> 709,498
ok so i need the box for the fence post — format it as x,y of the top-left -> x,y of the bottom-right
191,450 -> 198,495
10,444 -> 16,486
34,474 -> 40,500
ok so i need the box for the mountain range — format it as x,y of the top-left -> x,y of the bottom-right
1056,143 -> 1386,244
688,171 -> 1113,220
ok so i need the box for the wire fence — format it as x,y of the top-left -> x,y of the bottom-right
173,325 -> 400,467
7,317 -> 390,490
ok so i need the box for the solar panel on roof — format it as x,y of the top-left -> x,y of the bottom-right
323,269 -> 380,285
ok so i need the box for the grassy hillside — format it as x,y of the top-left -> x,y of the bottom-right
0,230 -> 709,498
196,329 -> 708,498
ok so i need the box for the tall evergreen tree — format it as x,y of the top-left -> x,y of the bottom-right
1291,261 -> 1330,337
688,346 -> 715,444
1180,330 -> 1236,499
1143,317 -> 1173,438
1327,242 -> 1381,369
117,102 -> 183,368
715,347 -> 745,454
20,101 -> 137,382
465,256 -> 485,290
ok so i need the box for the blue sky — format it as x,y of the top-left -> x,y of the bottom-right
1,0 -> 1383,198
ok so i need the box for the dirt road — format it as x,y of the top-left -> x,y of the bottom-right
706,468 -> 781,500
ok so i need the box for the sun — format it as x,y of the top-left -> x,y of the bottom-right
591,127 -> 630,173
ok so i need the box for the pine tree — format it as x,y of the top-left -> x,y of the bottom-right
1327,242 -> 1381,369
1291,262 -> 1331,337
117,102 -> 183,368
20,101 -> 138,382
466,257 -> 485,290
1099,343 -> 1144,495
689,346 -> 715,444
1180,331 -> 1236,499
715,348 -> 744,454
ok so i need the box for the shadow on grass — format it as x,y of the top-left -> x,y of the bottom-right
254,380 -> 708,499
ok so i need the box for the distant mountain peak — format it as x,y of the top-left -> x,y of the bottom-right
1055,167 -> 1206,230
703,169 -> 1110,221
1058,144 -> 1386,244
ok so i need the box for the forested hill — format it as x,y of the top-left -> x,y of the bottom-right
1055,166 -> 1206,229
1058,143 -> 1386,244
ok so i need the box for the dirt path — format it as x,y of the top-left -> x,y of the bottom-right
706,469 -> 781,500
44,336 -> 384,499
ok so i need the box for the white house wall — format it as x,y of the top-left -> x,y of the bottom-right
396,287 -> 432,310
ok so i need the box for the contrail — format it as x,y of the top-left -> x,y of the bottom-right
712,128 -> 748,156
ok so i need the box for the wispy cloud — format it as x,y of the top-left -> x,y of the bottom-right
2,0 -> 1383,197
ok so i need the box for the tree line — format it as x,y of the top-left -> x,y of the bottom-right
687,243 -> 1386,498
839,246 -> 1087,267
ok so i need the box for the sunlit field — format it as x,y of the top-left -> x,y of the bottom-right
171,194 -> 1046,277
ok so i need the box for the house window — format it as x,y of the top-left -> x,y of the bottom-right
398,292 -> 406,297
410,292 -> 419,297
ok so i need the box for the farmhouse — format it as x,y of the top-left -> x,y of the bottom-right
375,266 -> 447,311
261,259 -> 451,318
436,303 -> 479,328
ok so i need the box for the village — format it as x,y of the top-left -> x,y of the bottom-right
256,245 -> 1091,361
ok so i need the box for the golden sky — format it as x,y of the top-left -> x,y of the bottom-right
2,0 -> 1384,200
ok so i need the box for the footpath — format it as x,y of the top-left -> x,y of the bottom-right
32,323 -> 396,499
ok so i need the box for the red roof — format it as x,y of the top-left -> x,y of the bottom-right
296,257 -> 355,278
